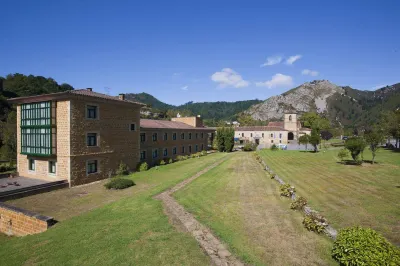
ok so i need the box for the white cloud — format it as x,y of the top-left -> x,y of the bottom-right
255,73 -> 294,89
211,68 -> 250,88
301,69 -> 319,76
261,55 -> 282,67
181,85 -> 188,91
285,54 -> 302,65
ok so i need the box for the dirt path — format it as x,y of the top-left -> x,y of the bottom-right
154,156 -> 244,266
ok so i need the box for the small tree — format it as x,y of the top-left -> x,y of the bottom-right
309,129 -> 321,152
337,148 -> 349,162
298,134 -> 310,150
224,127 -> 235,152
345,137 -> 366,164
216,127 -> 226,152
364,129 -> 385,164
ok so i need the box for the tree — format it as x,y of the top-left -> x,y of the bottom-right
224,127 -> 235,152
309,129 -> 321,152
364,129 -> 385,164
300,112 -> 330,131
337,149 -> 349,162
298,134 -> 310,150
320,130 -> 333,150
344,137 -> 367,164
216,127 -> 226,152
0,110 -> 17,160
380,110 -> 400,148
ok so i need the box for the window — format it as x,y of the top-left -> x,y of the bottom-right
87,105 -> 98,119
181,146 -> 185,153
279,140 -> 282,143
21,101 -> 55,156
201,133 -> 204,138
271,140 -> 274,143
163,133 -> 168,141
242,133 -> 244,137
87,160 -> 98,174
201,144 -> 204,150
173,147 -> 177,155
196,133 -> 198,139
152,133 -> 158,141
189,145 -> 192,153
173,133 -> 177,140
251,133 -> 253,137
163,148 -> 168,157
195,144 -> 198,152
140,151 -> 146,160
152,149 -> 158,158
49,161 -> 56,174
87,133 -> 97,146
28,159 -> 35,171
130,123 -> 136,131
189,133 -> 192,140
289,115 -> 292,121
140,133 -> 146,142
262,133 -> 264,138
181,133 -> 185,140
270,133 -> 273,138
279,133 -> 282,139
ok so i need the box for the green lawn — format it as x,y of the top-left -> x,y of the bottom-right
0,153 -> 227,266
257,148 -> 400,245
175,152 -> 336,266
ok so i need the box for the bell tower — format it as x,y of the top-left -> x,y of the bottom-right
284,113 -> 298,132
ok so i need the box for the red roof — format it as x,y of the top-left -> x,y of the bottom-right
8,89 -> 144,106
140,119 -> 213,131
267,121 -> 284,127
235,126 -> 287,131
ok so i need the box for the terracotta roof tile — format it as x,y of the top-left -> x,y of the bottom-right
140,119 -> 214,131
235,126 -> 287,131
267,121 -> 284,127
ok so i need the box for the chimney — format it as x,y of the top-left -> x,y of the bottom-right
119,93 -> 125,100
86,88 -> 92,91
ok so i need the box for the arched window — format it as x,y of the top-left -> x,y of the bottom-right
289,115 -> 292,121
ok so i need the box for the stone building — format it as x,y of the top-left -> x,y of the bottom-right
235,113 -> 311,146
8,89 -> 214,187
140,118 -> 213,166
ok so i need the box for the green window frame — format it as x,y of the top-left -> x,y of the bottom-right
21,101 -> 55,156
163,148 -> 168,157
173,133 -> 177,140
87,160 -> 98,174
28,159 -> 35,171
49,161 -> 56,174
140,133 -> 146,142
87,105 -> 98,119
87,133 -> 97,146
152,133 -> 157,142
173,147 -> 177,155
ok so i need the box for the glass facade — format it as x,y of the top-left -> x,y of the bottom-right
21,101 -> 55,156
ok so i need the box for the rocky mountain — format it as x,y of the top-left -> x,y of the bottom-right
245,80 -> 400,127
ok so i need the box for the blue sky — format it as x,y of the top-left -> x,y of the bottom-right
1,0 -> 399,105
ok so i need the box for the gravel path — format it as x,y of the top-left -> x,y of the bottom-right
154,156 -> 244,266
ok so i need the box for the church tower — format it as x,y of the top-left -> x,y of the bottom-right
284,113 -> 298,132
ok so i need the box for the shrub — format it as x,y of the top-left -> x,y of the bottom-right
270,144 -> 279,151
116,162 -> 129,176
243,142 -> 257,151
290,196 -> 307,210
337,148 -> 349,161
201,150 -> 207,156
104,178 -> 135,190
332,226 -> 400,265
168,158 -> 173,164
345,137 -> 367,162
176,155 -> 186,161
302,212 -> 328,233
137,162 -> 148,172
159,160 -> 166,165
279,184 -> 295,197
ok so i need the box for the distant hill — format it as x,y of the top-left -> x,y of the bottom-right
245,80 -> 400,127
126,92 -> 262,121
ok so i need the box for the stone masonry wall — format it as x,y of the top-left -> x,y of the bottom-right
69,97 -> 141,186
171,117 -> 203,128
140,129 -> 211,166
0,202 -> 54,236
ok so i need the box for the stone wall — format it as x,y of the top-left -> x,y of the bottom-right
140,129 -> 211,166
0,202 -> 54,236
69,97 -> 141,186
171,117 -> 203,128
235,130 -> 289,145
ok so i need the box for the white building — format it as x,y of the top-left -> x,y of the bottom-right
235,113 -> 311,146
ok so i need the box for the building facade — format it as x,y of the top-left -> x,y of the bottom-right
9,90 -> 214,186
140,118 -> 213,166
235,113 -> 311,146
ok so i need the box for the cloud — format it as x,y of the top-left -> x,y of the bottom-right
173,72 -> 182,76
261,55 -> 282,67
301,69 -> 319,76
285,55 -> 302,65
255,73 -> 294,89
181,85 -> 189,91
211,68 -> 250,88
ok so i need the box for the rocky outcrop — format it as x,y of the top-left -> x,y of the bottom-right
246,80 -> 344,120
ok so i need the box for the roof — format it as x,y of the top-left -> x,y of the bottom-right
300,127 -> 312,131
267,121 -> 284,127
235,126 -> 287,132
7,89 -> 145,106
140,119 -> 214,131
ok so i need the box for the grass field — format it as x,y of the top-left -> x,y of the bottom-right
257,148 -> 400,245
0,153 -> 228,266
175,152 -> 336,266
